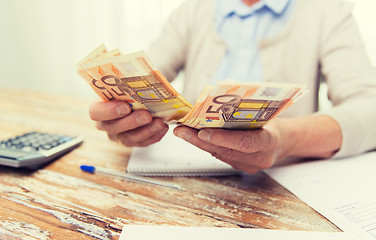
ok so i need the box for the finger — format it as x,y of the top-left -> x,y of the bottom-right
89,101 -> 132,121
174,126 -> 274,171
129,126 -> 169,147
197,128 -> 275,153
114,118 -> 168,146
174,126 -> 247,161
173,126 -> 214,151
97,110 -> 153,135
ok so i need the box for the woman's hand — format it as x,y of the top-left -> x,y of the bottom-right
173,115 -> 342,174
173,122 -> 284,173
89,101 -> 169,147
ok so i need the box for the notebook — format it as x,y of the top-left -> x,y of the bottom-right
126,127 -> 240,177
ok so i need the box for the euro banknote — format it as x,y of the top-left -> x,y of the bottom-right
77,44 -> 305,129
77,44 -> 192,121
178,81 -> 305,129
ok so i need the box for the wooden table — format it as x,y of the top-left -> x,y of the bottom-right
0,89 -> 339,239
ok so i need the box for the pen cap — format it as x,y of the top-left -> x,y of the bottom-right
80,165 -> 96,174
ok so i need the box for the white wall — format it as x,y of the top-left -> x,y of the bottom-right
0,0 -> 375,99
347,0 -> 376,66
0,0 -> 185,98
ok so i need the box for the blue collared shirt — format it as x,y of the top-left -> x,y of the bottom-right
211,0 -> 295,84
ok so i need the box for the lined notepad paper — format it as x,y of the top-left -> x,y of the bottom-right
126,128 -> 240,177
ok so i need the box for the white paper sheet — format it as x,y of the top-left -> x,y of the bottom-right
266,151 -> 376,240
119,225 -> 354,240
127,127 -> 239,176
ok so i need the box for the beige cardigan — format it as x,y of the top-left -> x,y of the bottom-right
147,0 -> 376,158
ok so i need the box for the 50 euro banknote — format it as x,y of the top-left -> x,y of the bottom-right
179,81 -> 306,129
77,44 -> 193,121
77,44 -> 306,129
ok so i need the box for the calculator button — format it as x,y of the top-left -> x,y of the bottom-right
13,144 -> 25,149
30,143 -> 40,148
60,136 -> 73,143
41,144 -> 53,150
21,146 -> 35,152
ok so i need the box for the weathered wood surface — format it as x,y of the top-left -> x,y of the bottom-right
0,89 -> 339,239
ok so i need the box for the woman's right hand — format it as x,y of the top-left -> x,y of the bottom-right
89,101 -> 169,147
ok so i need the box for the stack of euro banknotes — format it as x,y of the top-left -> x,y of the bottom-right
77,44 -> 305,130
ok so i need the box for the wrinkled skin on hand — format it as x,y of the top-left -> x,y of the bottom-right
89,101 -> 169,147
173,121 -> 285,174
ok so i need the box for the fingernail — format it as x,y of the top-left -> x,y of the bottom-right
150,121 -> 163,133
178,130 -> 192,141
198,130 -> 211,141
136,114 -> 150,125
116,103 -> 129,116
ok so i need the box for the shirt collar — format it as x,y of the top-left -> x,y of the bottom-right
264,0 -> 291,15
218,0 -> 290,19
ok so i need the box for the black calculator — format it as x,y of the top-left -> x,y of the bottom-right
0,131 -> 84,169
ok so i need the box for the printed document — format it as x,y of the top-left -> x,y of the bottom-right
120,225 -> 355,240
266,151 -> 376,240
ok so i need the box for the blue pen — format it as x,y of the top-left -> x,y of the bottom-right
80,165 -> 185,191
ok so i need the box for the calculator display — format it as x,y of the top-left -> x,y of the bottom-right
0,132 -> 83,168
